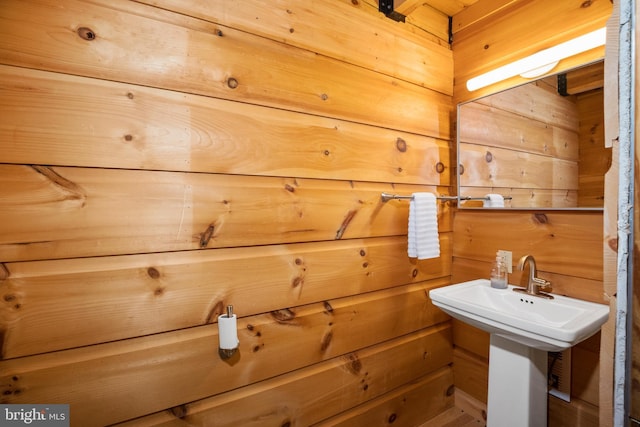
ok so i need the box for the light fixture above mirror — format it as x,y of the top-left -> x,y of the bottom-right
466,28 -> 606,92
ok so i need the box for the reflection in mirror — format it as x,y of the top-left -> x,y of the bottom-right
457,60 -> 610,209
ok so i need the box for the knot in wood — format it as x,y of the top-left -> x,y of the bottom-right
485,151 -> 493,163
395,137 -> 407,152
446,384 -> 455,396
227,77 -> 239,89
323,301 -> 334,313
147,267 -> 161,279
77,27 -> 96,41
271,308 -> 296,323
533,213 -> 548,224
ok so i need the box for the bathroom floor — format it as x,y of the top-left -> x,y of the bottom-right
420,390 -> 486,426
420,407 -> 486,426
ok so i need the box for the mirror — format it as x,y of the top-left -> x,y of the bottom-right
457,60 -> 609,209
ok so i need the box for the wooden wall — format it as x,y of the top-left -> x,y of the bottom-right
451,209 -> 605,426
458,79 -> 581,208
576,88 -> 608,207
0,1 -> 456,425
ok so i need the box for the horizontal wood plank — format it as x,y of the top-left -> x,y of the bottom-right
453,347 -> 488,404
459,142 -> 578,190
473,80 -> 579,131
565,61 -> 605,95
453,319 -> 489,360
312,368 -> 455,426
1,316 -> 453,426
1,237 -> 452,358
459,102 -> 579,160
549,395 -> 599,427
0,65 -> 450,185
0,0 -> 452,138
457,187 -> 579,209
137,0 -> 453,94
404,4 -> 451,43
118,368 -> 455,427
0,164 -> 452,262
453,210 -> 603,282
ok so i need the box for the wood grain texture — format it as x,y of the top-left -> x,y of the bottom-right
138,0 -> 453,94
119,367 -> 455,426
0,0 -> 452,139
453,348 -> 488,404
0,0 -> 451,425
0,65 -> 450,185
459,142 -> 578,189
576,89 -> 609,207
1,319 -> 453,426
307,368 -> 454,427
459,102 -> 579,160
0,164 -> 452,262
0,237 -> 452,358
453,210 -> 603,283
549,396 -> 599,427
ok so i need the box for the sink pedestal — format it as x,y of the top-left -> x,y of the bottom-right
487,335 -> 548,427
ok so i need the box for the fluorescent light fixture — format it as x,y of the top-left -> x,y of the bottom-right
466,27 -> 606,91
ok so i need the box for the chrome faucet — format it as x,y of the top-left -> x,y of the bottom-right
513,255 -> 553,299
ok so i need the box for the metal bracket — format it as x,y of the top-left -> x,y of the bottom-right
379,0 -> 406,22
557,73 -> 569,96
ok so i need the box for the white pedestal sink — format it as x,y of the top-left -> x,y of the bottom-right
429,279 -> 609,427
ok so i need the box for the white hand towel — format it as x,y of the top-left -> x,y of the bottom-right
483,193 -> 505,208
408,193 -> 440,260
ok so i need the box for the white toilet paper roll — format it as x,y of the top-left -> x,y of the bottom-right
218,314 -> 239,350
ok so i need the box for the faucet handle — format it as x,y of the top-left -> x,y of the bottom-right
533,277 -> 552,292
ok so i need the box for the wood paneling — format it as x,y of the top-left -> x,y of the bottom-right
453,210 -> 603,283
311,368 -> 454,427
0,0 -> 452,139
576,89 -> 610,207
1,321 -> 452,426
549,396 -> 599,427
0,0 -> 454,425
138,0 -> 454,95
0,65 -> 450,184
0,165 -> 451,262
1,237 -> 451,359
453,347 -> 488,404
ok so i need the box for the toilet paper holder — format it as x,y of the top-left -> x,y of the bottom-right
218,305 -> 239,360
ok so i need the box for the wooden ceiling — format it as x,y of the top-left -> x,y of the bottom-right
391,0 -> 480,17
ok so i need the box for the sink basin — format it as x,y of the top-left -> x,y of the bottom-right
429,279 -> 609,351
